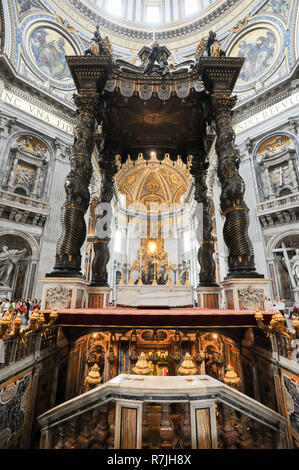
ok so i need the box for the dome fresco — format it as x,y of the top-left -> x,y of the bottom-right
2,0 -> 298,105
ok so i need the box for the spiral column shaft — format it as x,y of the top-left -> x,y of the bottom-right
212,94 -> 258,278
51,93 -> 100,277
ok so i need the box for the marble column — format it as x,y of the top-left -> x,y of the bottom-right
212,95 -> 262,279
32,167 -> 42,198
49,93 -> 100,277
7,154 -> 18,190
264,167 -> 274,199
288,157 -> 299,191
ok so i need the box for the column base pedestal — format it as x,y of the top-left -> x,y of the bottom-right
196,286 -> 221,309
225,271 -> 264,280
39,277 -> 89,310
45,271 -> 84,279
47,254 -> 83,278
87,286 -> 112,308
90,281 -> 109,287
220,278 -> 272,311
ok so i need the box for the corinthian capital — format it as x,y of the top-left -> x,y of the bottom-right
211,94 -> 237,116
73,93 -> 100,115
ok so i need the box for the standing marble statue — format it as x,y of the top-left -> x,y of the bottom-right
0,245 -> 27,287
291,249 -> 299,286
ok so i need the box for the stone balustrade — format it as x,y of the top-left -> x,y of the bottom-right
0,189 -> 48,213
257,192 -> 299,213
0,328 -> 58,371
38,374 -> 289,449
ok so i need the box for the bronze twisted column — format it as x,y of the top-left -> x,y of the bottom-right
50,93 -> 100,277
91,153 -> 117,286
190,156 -> 217,286
212,94 -> 262,278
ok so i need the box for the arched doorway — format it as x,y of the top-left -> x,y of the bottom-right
0,234 -> 34,300
272,234 -> 299,303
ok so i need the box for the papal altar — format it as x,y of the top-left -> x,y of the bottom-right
116,284 -> 193,307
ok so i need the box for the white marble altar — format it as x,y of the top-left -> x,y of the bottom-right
116,284 -> 193,307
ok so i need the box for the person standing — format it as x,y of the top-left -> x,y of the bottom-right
0,298 -> 9,317
264,297 -> 273,311
291,305 -> 298,318
279,298 -> 286,316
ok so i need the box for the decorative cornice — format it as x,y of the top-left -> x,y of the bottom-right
65,0 -> 243,42
233,62 -> 299,124
0,54 -> 76,118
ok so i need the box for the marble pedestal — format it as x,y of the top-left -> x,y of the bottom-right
195,286 -> 221,309
220,278 -> 272,311
87,286 -> 112,308
39,277 -> 89,310
116,285 -> 193,307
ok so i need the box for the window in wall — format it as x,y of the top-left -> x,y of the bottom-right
145,5 -> 162,23
106,0 -> 122,16
184,231 -> 192,252
185,0 -> 198,15
114,230 -> 122,253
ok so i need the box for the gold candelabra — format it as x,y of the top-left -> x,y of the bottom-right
133,352 -> 151,375
122,236 -> 190,286
223,365 -> 241,389
84,363 -> 102,391
255,309 -> 299,340
0,308 -> 59,345
177,352 -> 197,376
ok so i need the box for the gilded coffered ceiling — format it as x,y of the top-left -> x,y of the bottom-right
115,153 -> 191,207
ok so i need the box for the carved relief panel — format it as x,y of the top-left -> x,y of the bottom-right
238,285 -> 264,310
6,135 -> 49,199
256,135 -> 298,200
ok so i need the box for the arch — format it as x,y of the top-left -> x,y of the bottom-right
0,228 -> 39,260
252,131 -> 296,162
276,185 -> 292,197
266,229 -> 299,260
13,184 -> 30,196
5,130 -> 52,159
0,231 -> 40,300
1,130 -> 54,180
2,130 -> 53,199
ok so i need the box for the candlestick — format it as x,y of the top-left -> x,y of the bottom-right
152,262 -> 157,285
166,265 -> 172,285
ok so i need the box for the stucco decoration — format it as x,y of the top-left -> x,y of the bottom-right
229,27 -> 278,84
257,135 -> 291,159
28,26 -> 75,82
